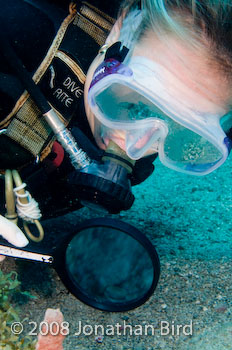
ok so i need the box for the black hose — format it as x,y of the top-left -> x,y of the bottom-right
0,32 -> 50,114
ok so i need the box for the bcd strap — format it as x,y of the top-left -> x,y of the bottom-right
0,1 -> 114,169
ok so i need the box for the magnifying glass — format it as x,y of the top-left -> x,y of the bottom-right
0,218 -> 160,311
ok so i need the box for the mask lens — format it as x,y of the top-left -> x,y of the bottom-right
94,83 -> 169,158
92,81 -> 225,173
94,83 -> 167,124
161,123 -> 223,173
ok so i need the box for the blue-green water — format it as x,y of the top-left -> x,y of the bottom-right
129,153 -> 232,261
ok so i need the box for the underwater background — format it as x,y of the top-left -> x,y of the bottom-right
1,153 -> 231,349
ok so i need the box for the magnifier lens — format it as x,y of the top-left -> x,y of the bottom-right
62,220 -> 160,311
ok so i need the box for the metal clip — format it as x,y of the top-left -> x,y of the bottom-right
0,129 -> 7,135
35,155 -> 40,164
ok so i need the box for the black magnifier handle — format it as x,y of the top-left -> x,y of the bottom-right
0,32 -> 90,169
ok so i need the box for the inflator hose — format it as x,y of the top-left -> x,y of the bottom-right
0,32 -> 50,114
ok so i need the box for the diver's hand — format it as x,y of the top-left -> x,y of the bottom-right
0,215 -> 29,262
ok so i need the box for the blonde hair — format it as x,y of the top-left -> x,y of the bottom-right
119,0 -> 232,76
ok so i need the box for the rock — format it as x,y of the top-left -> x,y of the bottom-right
214,304 -> 228,313
121,316 -> 129,321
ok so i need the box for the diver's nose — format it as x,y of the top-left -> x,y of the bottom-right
125,124 -> 166,160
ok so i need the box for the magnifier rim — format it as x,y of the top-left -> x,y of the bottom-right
54,217 -> 160,312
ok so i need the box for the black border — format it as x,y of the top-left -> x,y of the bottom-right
53,217 -> 160,312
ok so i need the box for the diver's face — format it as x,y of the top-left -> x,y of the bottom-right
84,27 -> 231,153
132,30 -> 231,110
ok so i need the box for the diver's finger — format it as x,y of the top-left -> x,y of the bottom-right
0,215 -> 29,247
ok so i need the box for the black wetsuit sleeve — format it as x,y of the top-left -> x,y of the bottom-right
0,0 -> 58,121
130,154 -> 158,186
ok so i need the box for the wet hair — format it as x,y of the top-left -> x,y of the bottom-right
119,0 -> 232,77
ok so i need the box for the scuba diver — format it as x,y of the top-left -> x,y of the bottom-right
0,0 -> 232,250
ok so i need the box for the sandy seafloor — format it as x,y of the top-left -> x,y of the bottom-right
1,153 -> 232,350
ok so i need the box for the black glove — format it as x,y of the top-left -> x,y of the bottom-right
130,154 -> 158,186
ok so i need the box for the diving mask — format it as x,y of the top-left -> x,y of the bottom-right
88,54 -> 231,175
